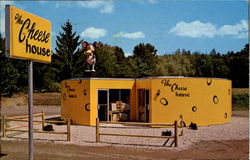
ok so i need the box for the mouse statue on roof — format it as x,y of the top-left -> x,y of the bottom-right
81,41 -> 101,72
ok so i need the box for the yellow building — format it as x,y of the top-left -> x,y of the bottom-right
61,77 -> 232,126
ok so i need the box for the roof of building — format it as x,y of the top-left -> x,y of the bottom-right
68,76 -> 230,81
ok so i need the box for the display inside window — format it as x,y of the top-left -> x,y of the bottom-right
109,89 -> 130,122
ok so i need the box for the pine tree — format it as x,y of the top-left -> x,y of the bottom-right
53,20 -> 83,80
0,33 -> 20,96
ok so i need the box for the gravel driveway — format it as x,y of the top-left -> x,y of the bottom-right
1,111 -> 248,159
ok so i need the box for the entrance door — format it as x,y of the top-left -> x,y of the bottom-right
98,90 -> 109,121
138,89 -> 149,122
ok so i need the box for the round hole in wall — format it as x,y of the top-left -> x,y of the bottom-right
213,95 -> 219,104
85,103 -> 90,111
63,93 -> 66,101
78,80 -> 82,84
207,79 -> 212,86
160,98 -> 168,106
224,113 -> 227,119
228,89 -> 231,95
192,106 -> 197,112
83,90 -> 87,96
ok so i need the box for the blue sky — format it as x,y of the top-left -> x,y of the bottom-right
0,0 -> 248,56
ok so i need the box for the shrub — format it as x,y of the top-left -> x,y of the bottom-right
232,94 -> 249,110
46,82 -> 61,92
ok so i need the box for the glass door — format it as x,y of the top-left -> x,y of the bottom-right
145,90 -> 149,122
138,89 -> 149,122
97,90 -> 109,121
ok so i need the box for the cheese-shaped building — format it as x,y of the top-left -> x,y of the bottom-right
61,77 -> 232,126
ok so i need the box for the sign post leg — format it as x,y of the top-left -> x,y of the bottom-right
28,61 -> 34,160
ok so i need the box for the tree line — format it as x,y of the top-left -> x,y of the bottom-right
0,21 -> 248,96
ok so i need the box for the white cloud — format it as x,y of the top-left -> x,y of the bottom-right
0,1 -> 15,34
100,2 -> 114,13
39,1 -> 47,5
80,27 -> 107,39
0,15 -> 4,35
56,1 -> 114,13
55,2 -> 72,8
169,20 -> 217,38
124,52 -> 132,57
235,32 -> 248,39
79,1 -> 114,13
148,0 -> 158,4
218,20 -> 248,39
113,31 -> 145,39
0,1 -> 15,6
169,20 -> 248,39
133,0 -> 158,4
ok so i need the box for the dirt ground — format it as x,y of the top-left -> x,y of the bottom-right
1,93 -> 60,116
0,111 -> 249,160
1,105 -> 60,117
0,138 -> 248,160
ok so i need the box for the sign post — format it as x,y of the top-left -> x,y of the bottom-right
28,61 -> 33,160
5,5 -> 51,160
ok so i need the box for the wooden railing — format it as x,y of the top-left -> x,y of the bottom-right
96,115 -> 183,147
2,111 -> 71,141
